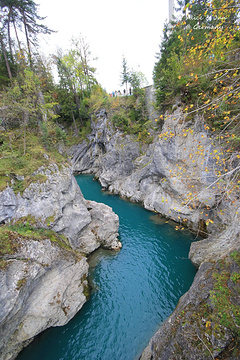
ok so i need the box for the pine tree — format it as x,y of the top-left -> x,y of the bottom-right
0,0 -> 54,70
120,56 -> 130,94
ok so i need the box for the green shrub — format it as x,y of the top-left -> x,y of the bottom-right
40,122 -> 51,150
55,126 -> 67,143
112,113 -> 130,131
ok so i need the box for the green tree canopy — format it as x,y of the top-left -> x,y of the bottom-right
54,36 -> 98,129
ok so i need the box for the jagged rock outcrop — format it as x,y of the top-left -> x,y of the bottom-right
0,164 -> 121,254
0,239 -> 88,360
0,163 -> 121,359
70,108 -> 240,359
70,108 -> 235,233
79,200 -> 122,254
189,212 -> 240,267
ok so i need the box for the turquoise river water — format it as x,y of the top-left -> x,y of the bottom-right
17,174 -> 197,360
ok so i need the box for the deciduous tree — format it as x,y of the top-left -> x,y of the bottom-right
154,0 -> 240,230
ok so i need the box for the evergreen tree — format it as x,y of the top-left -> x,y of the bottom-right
120,56 -> 130,93
129,69 -> 148,98
0,29 -> 12,79
0,0 -> 53,70
18,0 -> 53,66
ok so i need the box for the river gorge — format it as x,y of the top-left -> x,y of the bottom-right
17,174 -> 197,360
1,103 -> 239,360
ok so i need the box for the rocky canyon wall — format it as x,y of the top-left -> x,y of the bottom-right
0,164 -> 121,359
70,107 -> 240,359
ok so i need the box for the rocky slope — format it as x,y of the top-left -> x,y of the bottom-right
0,164 -> 121,360
70,108 -> 240,358
71,108 -> 238,233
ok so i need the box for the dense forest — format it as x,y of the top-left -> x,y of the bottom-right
0,0 -> 239,197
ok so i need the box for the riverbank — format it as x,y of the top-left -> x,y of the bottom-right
0,165 -> 121,360
70,107 -> 240,358
17,174 -> 197,360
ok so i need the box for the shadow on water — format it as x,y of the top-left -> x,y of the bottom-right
17,174 -> 198,360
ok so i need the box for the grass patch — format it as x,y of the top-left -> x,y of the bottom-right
168,251 -> 240,359
106,96 -> 153,144
88,85 -> 110,112
208,251 -> 240,335
230,250 -> 240,266
16,277 -> 27,290
12,173 -> 48,195
210,269 -> 240,334
0,216 -> 72,264
8,219 -> 71,251
0,226 -> 20,256
0,259 -> 8,269
0,129 -> 68,192
77,119 -> 92,142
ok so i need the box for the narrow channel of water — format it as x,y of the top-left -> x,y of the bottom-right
18,175 -> 197,360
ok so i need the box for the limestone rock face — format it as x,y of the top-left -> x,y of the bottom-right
70,109 -> 234,232
189,211 -> 240,267
0,163 -> 121,359
78,200 -> 121,254
70,108 -> 240,359
0,165 -> 91,250
0,239 -> 88,360
0,164 -> 120,254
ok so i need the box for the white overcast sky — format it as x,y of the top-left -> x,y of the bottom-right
37,0 -> 171,92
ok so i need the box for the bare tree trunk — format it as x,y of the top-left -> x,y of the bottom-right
37,90 -> 47,123
74,92 -> 83,126
13,18 -> 22,53
23,121 -> 26,155
71,82 -> 83,126
79,37 -> 90,92
71,111 -> 78,135
7,12 -> 13,58
0,32 -> 12,79
22,10 -> 32,68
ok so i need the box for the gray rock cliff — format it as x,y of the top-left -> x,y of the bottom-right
70,109 -> 237,233
70,108 -> 240,359
0,163 -> 121,359
0,164 -> 121,254
0,239 -> 88,360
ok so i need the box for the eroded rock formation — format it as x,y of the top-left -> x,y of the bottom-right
70,108 -> 238,234
0,164 -> 121,359
0,164 -> 121,254
70,108 -> 240,359
0,239 -> 88,360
